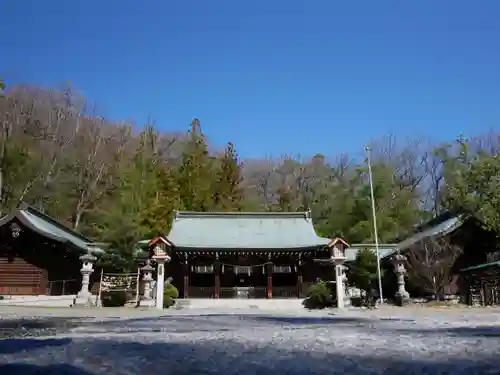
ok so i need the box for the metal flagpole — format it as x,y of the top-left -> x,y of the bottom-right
365,145 -> 384,305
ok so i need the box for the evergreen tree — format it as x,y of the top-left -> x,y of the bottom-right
213,142 -> 244,211
348,248 -> 384,305
176,118 -> 215,211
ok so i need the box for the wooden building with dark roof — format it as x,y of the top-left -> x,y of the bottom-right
0,203 -> 104,296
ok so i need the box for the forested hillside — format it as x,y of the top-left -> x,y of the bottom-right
1,83 -> 499,252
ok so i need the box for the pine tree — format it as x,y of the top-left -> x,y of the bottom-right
176,118 -> 215,211
213,142 -> 244,211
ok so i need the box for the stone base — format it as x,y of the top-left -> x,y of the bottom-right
395,292 -> 411,306
138,298 -> 156,308
73,294 -> 96,308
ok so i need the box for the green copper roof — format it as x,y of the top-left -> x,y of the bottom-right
346,244 -> 398,261
166,211 -> 331,249
396,216 -> 463,252
0,203 -> 104,254
460,260 -> 500,273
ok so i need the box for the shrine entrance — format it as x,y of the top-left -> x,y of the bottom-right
220,263 -> 268,298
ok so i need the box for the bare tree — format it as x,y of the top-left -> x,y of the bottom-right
67,117 -> 130,230
406,235 -> 463,297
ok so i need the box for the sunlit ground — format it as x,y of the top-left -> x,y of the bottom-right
0,307 -> 499,374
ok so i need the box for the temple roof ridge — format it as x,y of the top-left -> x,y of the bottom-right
174,211 -> 312,220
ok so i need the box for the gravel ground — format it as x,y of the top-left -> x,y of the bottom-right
0,307 -> 499,375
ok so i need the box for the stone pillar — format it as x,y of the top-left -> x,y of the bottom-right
140,259 -> 155,307
76,253 -> 96,306
391,254 -> 410,306
296,256 -> 303,299
332,245 -> 346,309
341,265 -> 351,307
266,260 -> 273,299
214,257 -> 220,299
183,254 -> 189,299
153,246 -> 171,310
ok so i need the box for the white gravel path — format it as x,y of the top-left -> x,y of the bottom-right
0,307 -> 499,374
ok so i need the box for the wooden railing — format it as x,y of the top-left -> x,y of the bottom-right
272,286 -> 297,298
300,282 -> 313,298
188,286 -> 213,298
47,279 -> 79,296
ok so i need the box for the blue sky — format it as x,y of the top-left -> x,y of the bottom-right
1,1 -> 499,158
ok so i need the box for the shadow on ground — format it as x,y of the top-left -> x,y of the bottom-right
0,338 -> 498,375
0,338 -> 71,354
0,318 -> 83,339
247,315 -> 372,325
0,364 -> 95,375
391,325 -> 500,337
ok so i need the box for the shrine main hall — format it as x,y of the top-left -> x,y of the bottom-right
145,211 -> 352,299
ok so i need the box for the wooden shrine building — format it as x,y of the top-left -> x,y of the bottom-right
146,211 -> 349,299
0,203 -> 103,295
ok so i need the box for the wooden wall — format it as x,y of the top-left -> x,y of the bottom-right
0,257 -> 48,295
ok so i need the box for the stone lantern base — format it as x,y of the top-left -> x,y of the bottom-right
394,290 -> 411,306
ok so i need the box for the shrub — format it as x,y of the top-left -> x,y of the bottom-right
302,281 -> 334,309
163,283 -> 179,308
0,295 -> 4,300
101,290 -> 127,307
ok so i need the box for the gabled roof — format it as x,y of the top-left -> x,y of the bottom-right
0,203 -> 104,254
165,211 -> 333,249
460,260 -> 500,273
395,215 -> 464,252
346,244 -> 398,261
148,236 -> 171,247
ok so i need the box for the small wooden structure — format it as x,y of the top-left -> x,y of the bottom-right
0,203 -> 103,296
461,260 -> 500,306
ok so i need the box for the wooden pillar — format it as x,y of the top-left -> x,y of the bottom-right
267,258 -> 273,299
214,256 -> 220,299
296,255 -> 303,299
183,254 -> 189,299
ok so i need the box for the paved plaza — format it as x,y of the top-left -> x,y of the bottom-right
0,306 -> 499,374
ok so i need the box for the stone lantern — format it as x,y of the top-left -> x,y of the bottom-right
76,252 -> 96,306
140,259 -> 155,307
391,253 -> 410,306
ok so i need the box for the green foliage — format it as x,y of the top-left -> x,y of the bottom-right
213,142 -> 244,211
302,280 -> 334,309
440,139 -> 500,234
348,248 -> 382,292
176,118 -> 215,211
101,290 -> 127,307
91,126 -> 181,271
163,282 -> 179,308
